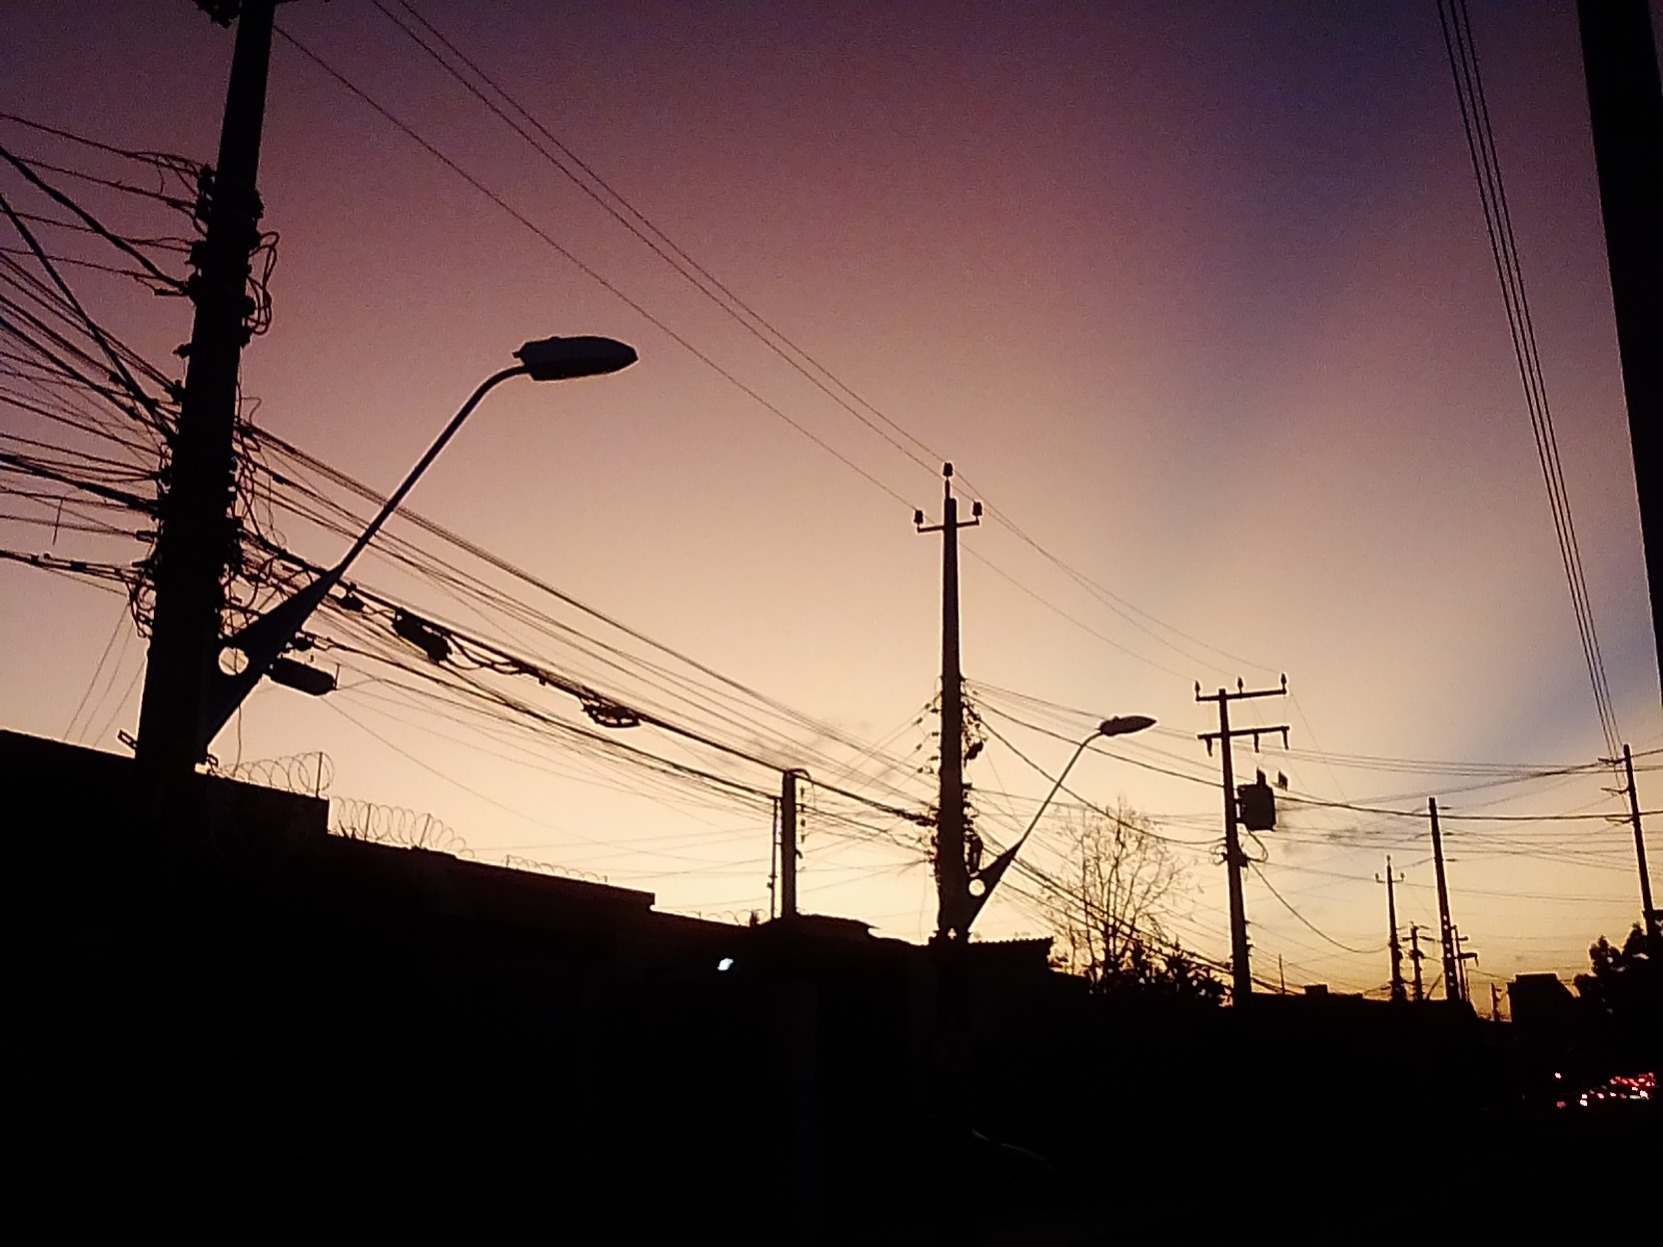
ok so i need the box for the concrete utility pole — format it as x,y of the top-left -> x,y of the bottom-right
778,769 -> 802,919
1616,743 -> 1659,945
1577,0 -> 1663,696
915,463 -> 981,1247
1408,923 -> 1425,1003
1377,856 -> 1406,1003
1428,798 -> 1463,1003
1197,678 -> 1289,1003
916,464 -> 979,942
135,0 -> 278,777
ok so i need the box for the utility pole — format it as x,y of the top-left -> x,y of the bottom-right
1197,677 -> 1289,1003
915,463 -> 981,1247
1577,0 -> 1663,691
1490,982 -> 1502,1023
1409,923 -> 1425,1003
1454,926 -> 1478,1002
135,0 -> 279,777
916,464 -> 979,942
772,771 -> 816,1237
778,769 -> 802,920
1428,797 -> 1463,1003
1615,744 -> 1659,944
1377,856 -> 1406,1003
768,797 -> 779,919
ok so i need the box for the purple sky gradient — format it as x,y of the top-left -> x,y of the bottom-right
3,1 -> 1659,994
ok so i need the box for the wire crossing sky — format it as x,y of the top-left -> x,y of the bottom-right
2,1 -> 1660,995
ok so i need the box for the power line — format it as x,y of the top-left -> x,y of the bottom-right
272,25 -> 919,512
333,5 -> 1281,688
303,567 -> 931,824
242,423 -> 928,782
373,0 -> 943,480
1250,863 -> 1380,956
1437,0 -> 1621,756
1278,790 -> 1646,823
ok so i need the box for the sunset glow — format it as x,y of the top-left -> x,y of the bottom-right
3,0 -> 1659,1003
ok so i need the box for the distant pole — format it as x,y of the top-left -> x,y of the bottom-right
1619,744 -> 1659,944
1428,798 -> 1463,1003
1278,954 -> 1286,996
1490,982 -> 1502,1023
134,0 -> 278,776
779,769 -> 800,920
916,464 -> 979,942
1577,0 -> 1663,695
768,797 -> 780,920
1454,926 -> 1478,1001
1377,856 -> 1406,1003
1409,923 -> 1425,1003
1197,678 -> 1290,1003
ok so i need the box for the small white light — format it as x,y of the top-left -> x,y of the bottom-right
717,957 -> 735,972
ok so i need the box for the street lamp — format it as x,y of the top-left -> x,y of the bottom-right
196,334 -> 637,754
963,713 -> 1155,930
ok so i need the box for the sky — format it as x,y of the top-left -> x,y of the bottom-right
3,0 -> 1660,1000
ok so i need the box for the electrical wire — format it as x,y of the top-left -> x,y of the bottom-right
1437,0 -> 1620,757
289,8 -> 1285,692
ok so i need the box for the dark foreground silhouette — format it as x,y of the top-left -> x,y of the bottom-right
4,731 -> 1652,1241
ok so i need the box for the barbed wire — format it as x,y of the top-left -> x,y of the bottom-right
500,853 -> 608,885
218,749 -> 333,796
329,797 -> 469,854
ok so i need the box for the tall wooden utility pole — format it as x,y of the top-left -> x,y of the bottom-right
916,463 -> 979,942
135,0 -> 279,776
1409,923 -> 1425,1003
1577,0 -> 1663,696
1197,678 -> 1289,1003
1428,798 -> 1463,1003
1377,856 -> 1406,1003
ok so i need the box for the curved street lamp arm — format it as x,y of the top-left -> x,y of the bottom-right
197,364 -> 529,752
961,714 -> 1156,932
963,732 -> 1098,931
331,363 -> 527,582
1015,734 -> 1098,849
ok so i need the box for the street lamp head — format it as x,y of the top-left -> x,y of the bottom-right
1098,714 -> 1156,738
194,336 -> 640,755
515,335 -> 638,381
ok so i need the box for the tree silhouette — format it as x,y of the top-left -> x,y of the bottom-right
1040,803 -> 1222,1006
1574,922 -> 1660,1069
